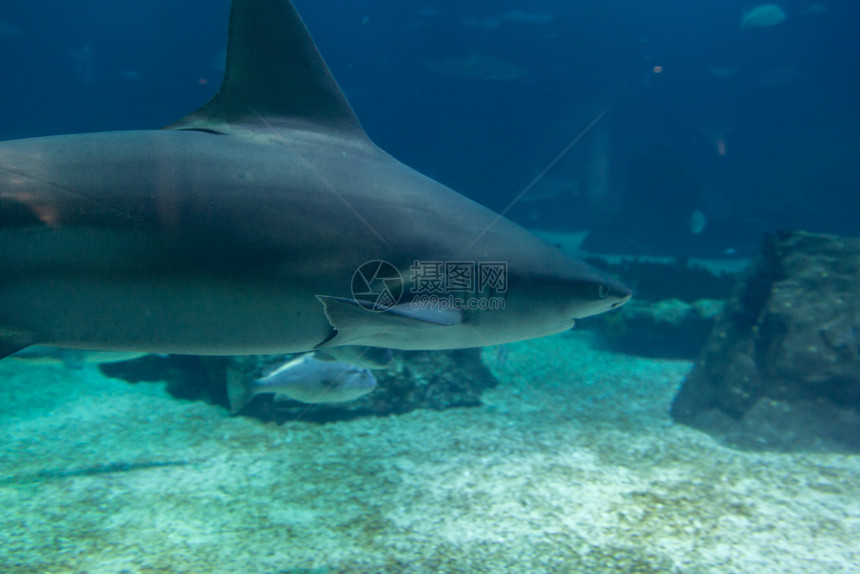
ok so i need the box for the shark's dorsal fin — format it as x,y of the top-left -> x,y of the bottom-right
166,0 -> 368,141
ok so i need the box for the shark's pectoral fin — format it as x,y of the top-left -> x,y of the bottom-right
0,328 -> 39,360
315,295 -> 462,348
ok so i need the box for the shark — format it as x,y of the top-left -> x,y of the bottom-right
0,0 -> 630,360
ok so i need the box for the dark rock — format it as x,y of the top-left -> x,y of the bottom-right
588,298 -> 724,359
100,354 -> 229,404
671,231 -> 860,451
101,348 -> 498,424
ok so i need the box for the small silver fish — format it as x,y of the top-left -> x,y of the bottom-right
690,209 -> 707,235
227,354 -> 377,414
741,4 -> 787,28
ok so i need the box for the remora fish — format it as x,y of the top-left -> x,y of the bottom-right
227,354 -> 377,413
0,0 -> 631,360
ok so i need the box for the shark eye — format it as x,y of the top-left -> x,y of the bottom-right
598,284 -> 610,299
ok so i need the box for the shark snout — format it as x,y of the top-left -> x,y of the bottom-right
604,276 -> 632,308
573,272 -> 632,318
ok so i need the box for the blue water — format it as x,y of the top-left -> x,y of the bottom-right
2,3 -> 860,571
1,0 -> 857,255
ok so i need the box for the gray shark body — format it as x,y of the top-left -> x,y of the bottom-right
0,0 -> 630,359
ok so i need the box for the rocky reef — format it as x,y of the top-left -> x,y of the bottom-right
671,231 -> 860,451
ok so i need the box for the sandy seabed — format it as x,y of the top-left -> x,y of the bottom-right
1,331 -> 858,573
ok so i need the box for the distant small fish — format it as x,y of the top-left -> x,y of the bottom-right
690,209 -> 708,235
0,20 -> 21,39
800,3 -> 828,16
462,16 -> 502,29
741,4 -> 788,28
757,66 -> 804,87
227,354 -> 377,414
69,45 -> 96,85
11,346 -> 149,369
118,69 -> 144,83
709,65 -> 742,78
462,10 -> 554,29
503,10 -> 554,25
424,54 -> 528,81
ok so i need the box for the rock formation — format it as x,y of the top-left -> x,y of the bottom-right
671,231 -> 860,451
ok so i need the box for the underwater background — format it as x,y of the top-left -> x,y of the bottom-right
2,1 -> 860,572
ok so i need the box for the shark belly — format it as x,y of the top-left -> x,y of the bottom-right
0,214 -> 335,354
0,275 -> 330,355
